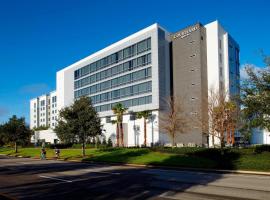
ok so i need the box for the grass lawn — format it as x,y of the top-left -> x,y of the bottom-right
0,146 -> 269,172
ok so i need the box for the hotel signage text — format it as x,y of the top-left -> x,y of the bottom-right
173,25 -> 199,40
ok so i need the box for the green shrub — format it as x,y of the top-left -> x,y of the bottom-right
107,138 -> 113,147
254,145 -> 270,153
102,138 -> 107,145
71,143 -> 95,149
151,146 -> 204,155
50,143 -> 73,149
92,138 -> 96,145
96,138 -> 101,147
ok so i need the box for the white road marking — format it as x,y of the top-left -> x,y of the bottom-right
39,175 -> 73,183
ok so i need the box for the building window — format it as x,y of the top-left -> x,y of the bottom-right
75,67 -> 152,99
74,53 -> 151,90
40,100 -> 45,106
106,117 -> 111,123
219,39 -> 222,49
74,38 -> 151,80
219,53 -> 222,63
52,96 -> 57,103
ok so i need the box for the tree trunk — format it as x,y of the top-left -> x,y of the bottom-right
144,118 -> 147,147
15,141 -> 18,153
226,128 -> 230,145
220,126 -> 225,155
212,134 -> 215,148
82,141 -> 85,157
231,127 -> 235,146
172,132 -> 175,147
220,123 -> 225,149
120,122 -> 124,147
116,123 -> 119,147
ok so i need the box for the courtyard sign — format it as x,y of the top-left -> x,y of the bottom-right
173,25 -> 199,39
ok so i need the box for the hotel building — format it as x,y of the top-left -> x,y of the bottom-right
30,20 -> 240,146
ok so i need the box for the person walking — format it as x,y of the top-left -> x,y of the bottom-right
54,147 -> 60,159
41,148 -> 46,160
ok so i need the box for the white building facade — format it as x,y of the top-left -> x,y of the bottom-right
30,20 -> 243,146
205,21 -> 240,146
56,24 -> 171,146
205,21 -> 240,99
30,91 -> 59,144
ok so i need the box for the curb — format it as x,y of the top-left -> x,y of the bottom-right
78,161 -> 270,176
1,153 -> 270,176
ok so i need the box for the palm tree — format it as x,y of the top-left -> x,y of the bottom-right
136,110 -> 151,147
111,119 -> 119,146
112,103 -> 127,147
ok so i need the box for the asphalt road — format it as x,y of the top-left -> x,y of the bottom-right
0,155 -> 270,200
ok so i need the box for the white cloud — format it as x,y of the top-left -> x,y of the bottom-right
240,64 -> 263,80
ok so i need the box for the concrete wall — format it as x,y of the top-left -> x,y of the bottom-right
31,129 -> 59,144
170,23 -> 208,146
101,110 -> 159,147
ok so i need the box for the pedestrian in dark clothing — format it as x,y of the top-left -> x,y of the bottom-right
41,148 -> 46,160
54,147 -> 60,159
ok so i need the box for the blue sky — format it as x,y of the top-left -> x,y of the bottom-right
0,0 -> 269,124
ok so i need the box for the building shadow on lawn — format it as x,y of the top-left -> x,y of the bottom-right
84,148 -> 242,170
185,148 -> 242,170
148,148 -> 242,170
82,148 -> 151,164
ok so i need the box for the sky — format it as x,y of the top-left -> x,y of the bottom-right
0,0 -> 269,124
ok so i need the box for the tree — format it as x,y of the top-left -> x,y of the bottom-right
241,54 -> 270,131
1,115 -> 32,152
107,138 -> 113,147
32,125 -> 49,131
54,96 -> 102,156
0,125 -> 5,146
208,90 -> 238,148
224,101 -> 238,146
159,96 -> 189,147
136,110 -> 151,147
112,103 -> 127,147
102,137 -> 107,145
